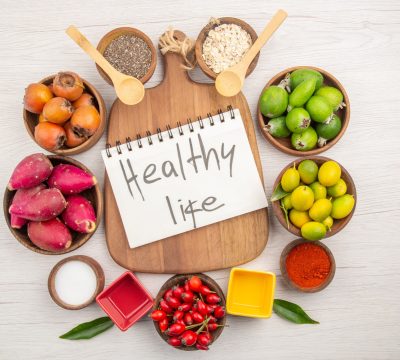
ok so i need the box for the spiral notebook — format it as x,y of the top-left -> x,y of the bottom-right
102,107 -> 268,249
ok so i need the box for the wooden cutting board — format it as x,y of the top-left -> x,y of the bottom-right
104,31 -> 269,273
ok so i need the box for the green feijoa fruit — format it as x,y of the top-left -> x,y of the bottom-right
265,116 -> 291,138
259,86 -> 289,118
287,78 -> 316,111
281,166 -> 300,192
298,159 -> 318,184
315,86 -> 344,111
285,108 -> 311,134
309,198 -> 333,222
309,181 -> 327,200
301,221 -> 327,241
327,178 -> 347,197
290,68 -> 324,91
316,114 -> 342,147
291,127 -> 318,151
306,95 -> 333,123
331,194 -> 355,219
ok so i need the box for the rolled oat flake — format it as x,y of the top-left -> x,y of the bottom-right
104,34 -> 152,79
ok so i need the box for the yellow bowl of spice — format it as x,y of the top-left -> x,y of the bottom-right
195,17 -> 260,80
96,27 -> 157,86
280,239 -> 336,293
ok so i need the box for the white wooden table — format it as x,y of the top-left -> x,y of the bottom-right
1,1 -> 399,359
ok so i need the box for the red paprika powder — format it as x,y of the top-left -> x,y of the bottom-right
285,242 -> 331,288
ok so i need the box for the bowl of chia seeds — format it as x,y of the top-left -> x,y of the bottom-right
96,27 -> 156,86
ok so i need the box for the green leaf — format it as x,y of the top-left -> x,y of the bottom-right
280,202 -> 290,229
271,183 -> 289,202
59,317 -> 114,340
273,299 -> 319,324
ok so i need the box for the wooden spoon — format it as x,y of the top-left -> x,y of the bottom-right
66,25 -> 145,106
215,10 -> 288,97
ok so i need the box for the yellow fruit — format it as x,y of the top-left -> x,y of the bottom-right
289,209 -> 311,228
298,159 -> 318,184
301,222 -> 327,241
309,198 -> 332,222
309,181 -> 327,200
281,166 -> 300,192
322,216 -> 334,231
318,160 -> 341,186
281,194 -> 293,210
331,194 -> 355,219
327,178 -> 347,197
291,186 -> 314,211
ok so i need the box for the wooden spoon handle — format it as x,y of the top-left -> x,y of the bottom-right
242,10 -> 288,67
66,25 -> 117,80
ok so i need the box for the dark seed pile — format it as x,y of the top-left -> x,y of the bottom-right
103,34 -> 152,79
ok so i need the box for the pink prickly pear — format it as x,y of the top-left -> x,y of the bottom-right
9,184 -> 46,227
47,164 -> 96,194
8,153 -> 53,190
9,188 -> 66,221
27,218 -> 72,252
62,195 -> 97,233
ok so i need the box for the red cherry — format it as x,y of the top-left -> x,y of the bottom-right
208,315 -> 217,324
183,312 -> 193,325
180,330 -> 197,346
178,303 -> 191,312
150,310 -> 166,321
173,310 -> 184,322
197,332 -> 212,346
206,294 -> 221,304
197,300 -> 208,315
175,319 -> 186,326
159,318 -> 169,332
199,285 -> 214,296
207,323 -> 220,332
196,343 -> 209,351
159,299 -> 173,314
214,306 -> 225,319
168,337 -> 182,347
181,291 -> 194,303
164,288 -> 173,300
206,305 -> 214,314
192,312 -> 204,324
188,276 -> 202,292
166,295 -> 181,309
184,280 -> 190,292
172,285 -> 184,298
166,323 -> 186,336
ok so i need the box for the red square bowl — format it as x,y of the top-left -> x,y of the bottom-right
96,271 -> 153,331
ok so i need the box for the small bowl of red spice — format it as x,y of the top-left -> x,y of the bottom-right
280,239 -> 336,293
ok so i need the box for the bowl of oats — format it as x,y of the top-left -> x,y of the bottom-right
195,17 -> 259,80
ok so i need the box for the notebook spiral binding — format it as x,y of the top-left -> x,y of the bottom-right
105,105 -> 235,158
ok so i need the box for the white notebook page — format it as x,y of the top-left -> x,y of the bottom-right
102,109 -> 268,249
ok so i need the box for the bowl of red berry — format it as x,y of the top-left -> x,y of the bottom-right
151,274 -> 226,351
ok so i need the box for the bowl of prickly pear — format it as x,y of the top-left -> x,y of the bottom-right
3,154 -> 102,255
152,273 -> 226,351
257,66 -> 350,156
271,156 -> 356,240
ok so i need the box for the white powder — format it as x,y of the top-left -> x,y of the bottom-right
55,260 -> 97,306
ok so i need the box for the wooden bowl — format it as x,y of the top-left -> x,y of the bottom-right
272,156 -> 356,239
153,273 -> 226,351
96,27 -> 157,86
3,155 -> 103,255
48,255 -> 105,310
280,238 -> 336,293
257,66 -> 350,156
195,17 -> 260,80
23,75 -> 106,155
